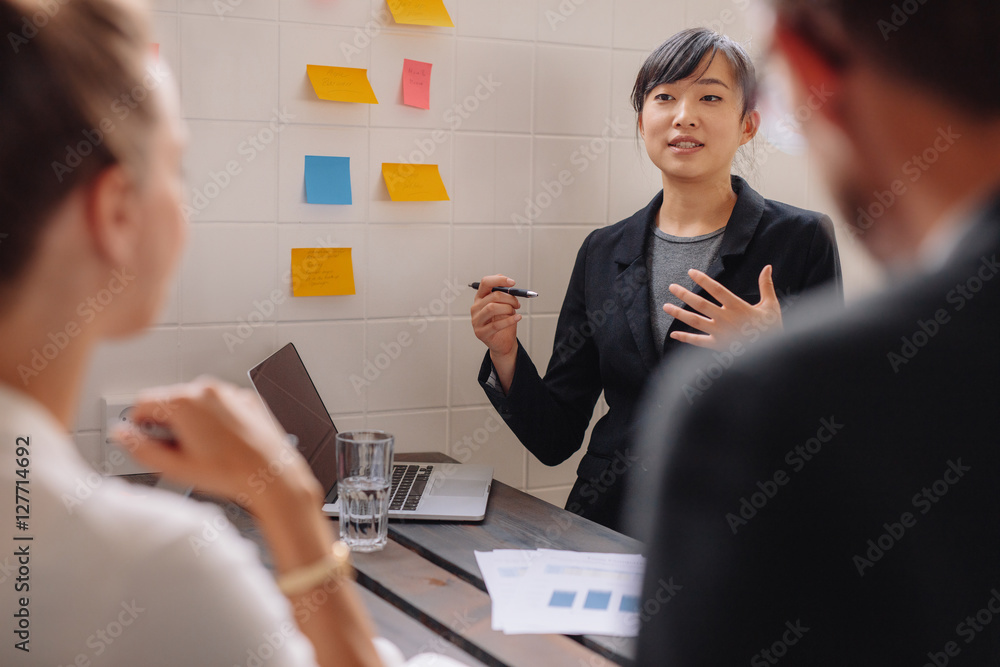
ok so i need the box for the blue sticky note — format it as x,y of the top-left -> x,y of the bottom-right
305,155 -> 352,205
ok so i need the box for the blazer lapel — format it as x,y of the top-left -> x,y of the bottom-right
662,177 -> 766,355
615,192 -> 661,372
702,175 -> 766,281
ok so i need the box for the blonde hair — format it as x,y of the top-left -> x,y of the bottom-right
0,0 -> 158,284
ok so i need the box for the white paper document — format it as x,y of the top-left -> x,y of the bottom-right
474,549 -> 646,636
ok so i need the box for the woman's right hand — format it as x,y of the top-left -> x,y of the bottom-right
115,378 -> 321,512
471,274 -> 522,392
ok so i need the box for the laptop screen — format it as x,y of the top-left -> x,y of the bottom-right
248,343 -> 339,497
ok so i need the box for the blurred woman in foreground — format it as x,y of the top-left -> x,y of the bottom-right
0,0 -> 382,664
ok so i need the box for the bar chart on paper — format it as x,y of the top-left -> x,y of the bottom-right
475,549 -> 646,636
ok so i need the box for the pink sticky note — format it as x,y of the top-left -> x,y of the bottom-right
402,58 -> 432,110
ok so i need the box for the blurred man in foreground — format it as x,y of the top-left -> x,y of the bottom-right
634,0 -> 1000,663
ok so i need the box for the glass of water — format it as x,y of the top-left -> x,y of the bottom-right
335,430 -> 394,552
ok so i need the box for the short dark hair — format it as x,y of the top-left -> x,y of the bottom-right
632,28 -> 758,119
773,0 -> 1000,114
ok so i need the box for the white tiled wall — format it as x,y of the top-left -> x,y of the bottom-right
75,0 -> 879,510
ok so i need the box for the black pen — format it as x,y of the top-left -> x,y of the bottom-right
468,282 -> 539,298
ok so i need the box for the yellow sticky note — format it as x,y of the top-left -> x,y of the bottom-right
291,248 -> 357,297
387,0 -> 454,27
382,163 -> 450,202
306,65 -> 378,104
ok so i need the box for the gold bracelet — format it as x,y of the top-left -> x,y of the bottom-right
277,541 -> 353,597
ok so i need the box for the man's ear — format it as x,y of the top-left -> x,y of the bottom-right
84,165 -> 141,268
772,18 -> 846,129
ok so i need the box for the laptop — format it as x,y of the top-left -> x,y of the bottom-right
248,342 -> 493,521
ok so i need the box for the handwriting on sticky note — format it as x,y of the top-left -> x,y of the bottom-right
305,155 -> 352,205
307,65 -> 378,104
387,0 -> 454,27
291,248 -> 356,297
402,59 -> 432,110
381,163 -> 449,201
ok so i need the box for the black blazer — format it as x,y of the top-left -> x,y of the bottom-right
633,194 -> 1000,663
479,176 -> 842,534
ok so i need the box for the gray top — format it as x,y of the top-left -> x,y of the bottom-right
647,225 -> 726,355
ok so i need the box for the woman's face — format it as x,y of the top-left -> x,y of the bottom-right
639,53 -> 759,186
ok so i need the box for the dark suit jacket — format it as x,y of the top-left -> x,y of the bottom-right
479,176 -> 842,534
633,194 -> 1000,664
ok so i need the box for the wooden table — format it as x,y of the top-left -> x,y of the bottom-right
347,453 -> 641,667
141,452 -> 643,666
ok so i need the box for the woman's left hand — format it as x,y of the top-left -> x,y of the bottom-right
664,265 -> 782,350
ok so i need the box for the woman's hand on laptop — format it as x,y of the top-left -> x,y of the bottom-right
115,377 -> 322,512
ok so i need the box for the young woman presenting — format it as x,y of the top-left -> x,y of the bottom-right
471,28 -> 842,535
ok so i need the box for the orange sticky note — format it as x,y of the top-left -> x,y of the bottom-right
381,163 -> 449,202
291,248 -> 356,297
307,65 -> 378,104
387,0 -> 454,27
402,59 -> 432,110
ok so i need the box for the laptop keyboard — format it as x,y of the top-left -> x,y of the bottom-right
388,464 -> 434,511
